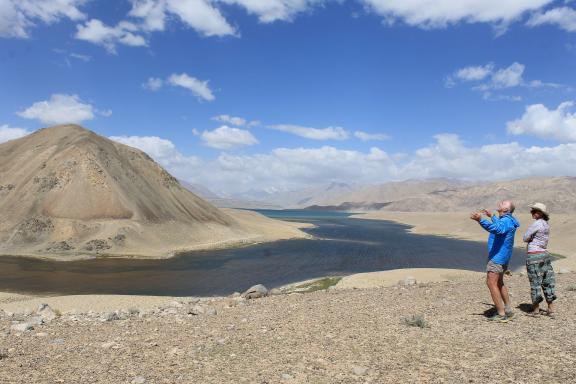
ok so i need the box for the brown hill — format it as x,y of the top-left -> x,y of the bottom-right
0,125 -> 307,259
381,177 -> 576,212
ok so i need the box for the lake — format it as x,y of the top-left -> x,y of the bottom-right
0,210 -> 523,296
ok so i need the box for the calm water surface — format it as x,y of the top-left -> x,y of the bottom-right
0,210 -> 523,296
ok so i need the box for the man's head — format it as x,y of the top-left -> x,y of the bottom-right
498,200 -> 515,215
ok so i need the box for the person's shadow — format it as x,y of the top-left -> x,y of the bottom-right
516,303 -> 534,313
477,302 -> 533,317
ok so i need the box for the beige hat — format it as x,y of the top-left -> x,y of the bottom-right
530,202 -> 549,216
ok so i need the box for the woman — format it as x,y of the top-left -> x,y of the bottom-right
523,203 -> 556,317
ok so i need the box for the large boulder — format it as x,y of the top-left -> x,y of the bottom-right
243,284 -> 268,299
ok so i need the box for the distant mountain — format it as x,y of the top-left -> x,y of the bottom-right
179,180 -> 221,200
179,181 -> 281,209
302,177 -> 576,213
380,177 -> 576,213
241,182 -> 358,209
315,179 -> 468,208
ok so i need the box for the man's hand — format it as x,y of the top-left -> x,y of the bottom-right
470,212 -> 482,222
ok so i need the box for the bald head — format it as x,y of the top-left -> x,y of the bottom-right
499,200 -> 515,214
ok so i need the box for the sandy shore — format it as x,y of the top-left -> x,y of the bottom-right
354,211 -> 576,270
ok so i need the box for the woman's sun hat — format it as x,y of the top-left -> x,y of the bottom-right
530,202 -> 549,217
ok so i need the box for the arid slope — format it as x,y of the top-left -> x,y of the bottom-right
0,125 -> 309,259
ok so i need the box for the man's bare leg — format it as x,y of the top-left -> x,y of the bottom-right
486,272 -> 505,316
498,274 -> 511,312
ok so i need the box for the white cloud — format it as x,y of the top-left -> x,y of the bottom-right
129,0 -> 236,36
490,62 -> 525,88
143,77 -> 164,91
527,6 -> 576,32
354,131 -> 390,141
200,125 -> 259,149
17,94 -> 109,125
507,101 -> 576,142
0,124 -> 31,143
448,62 -> 561,100
361,0 -> 552,29
221,0 -> 323,23
0,0 -> 86,38
452,64 -> 494,82
212,114 -> 247,126
269,124 -> 349,140
75,19 -> 147,54
110,135 -> 201,168
69,52 -> 91,62
168,73 -> 215,101
103,132 -> 576,195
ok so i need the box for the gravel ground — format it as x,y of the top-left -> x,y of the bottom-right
1,273 -> 575,384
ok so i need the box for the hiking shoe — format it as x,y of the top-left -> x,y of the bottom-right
505,310 -> 514,319
487,314 -> 509,323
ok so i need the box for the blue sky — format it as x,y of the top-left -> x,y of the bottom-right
1,1 -> 576,195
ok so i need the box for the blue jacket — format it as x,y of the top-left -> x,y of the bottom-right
479,214 -> 520,265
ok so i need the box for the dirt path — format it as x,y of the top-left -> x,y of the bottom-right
1,273 -> 575,383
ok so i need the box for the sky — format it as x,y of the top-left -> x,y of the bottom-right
1,0 -> 576,196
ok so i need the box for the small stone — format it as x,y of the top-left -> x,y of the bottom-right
269,288 -> 282,296
101,312 -> 120,322
188,305 -> 205,315
242,284 -> 268,299
281,373 -> 294,380
229,292 -> 241,298
11,323 -> 33,332
131,376 -> 146,384
558,268 -> 572,274
204,306 -> 217,316
168,300 -> 183,308
399,276 -> 417,286
35,332 -> 49,337
352,366 -> 369,376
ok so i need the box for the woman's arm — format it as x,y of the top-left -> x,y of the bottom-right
523,221 -> 540,243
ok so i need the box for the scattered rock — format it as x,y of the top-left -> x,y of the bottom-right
168,301 -> 183,308
46,241 -> 74,252
101,312 -> 120,322
204,306 -> 217,316
131,376 -> 146,384
281,373 -> 294,380
559,268 -> 572,274
269,288 -> 282,296
11,323 -> 34,332
188,305 -> 205,316
84,239 -> 111,252
37,304 -> 57,323
398,276 -> 417,286
351,366 -> 369,376
243,284 -> 268,299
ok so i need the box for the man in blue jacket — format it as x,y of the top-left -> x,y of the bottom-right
471,200 -> 520,323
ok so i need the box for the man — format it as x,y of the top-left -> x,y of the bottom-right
470,200 -> 520,323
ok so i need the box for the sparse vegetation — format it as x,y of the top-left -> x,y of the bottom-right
290,277 -> 342,293
403,314 -> 429,328
54,308 -> 62,317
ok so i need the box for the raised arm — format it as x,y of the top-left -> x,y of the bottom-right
479,216 -> 513,235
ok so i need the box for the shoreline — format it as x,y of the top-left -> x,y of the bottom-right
352,211 -> 576,271
2,210 -> 573,312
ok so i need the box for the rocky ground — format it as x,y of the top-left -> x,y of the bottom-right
1,273 -> 576,384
